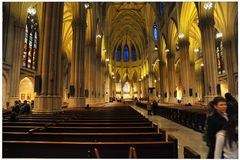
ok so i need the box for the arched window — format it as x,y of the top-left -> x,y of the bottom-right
153,23 -> 158,41
216,32 -> 225,75
132,45 -> 137,61
22,8 -> 39,70
123,44 -> 129,62
116,46 -> 121,61
157,2 -> 164,16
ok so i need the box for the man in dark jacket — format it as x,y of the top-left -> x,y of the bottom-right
206,96 -> 228,158
225,92 -> 238,118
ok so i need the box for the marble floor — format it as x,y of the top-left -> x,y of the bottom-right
130,105 -> 209,159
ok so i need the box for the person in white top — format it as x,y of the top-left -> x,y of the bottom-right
214,115 -> 238,159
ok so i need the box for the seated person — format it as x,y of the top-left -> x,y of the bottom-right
85,104 -> 90,110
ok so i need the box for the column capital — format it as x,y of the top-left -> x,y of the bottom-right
72,18 -> 87,30
178,39 -> 190,48
166,52 -> 175,59
14,21 -> 25,29
222,39 -> 232,48
199,16 -> 215,29
158,61 -> 165,66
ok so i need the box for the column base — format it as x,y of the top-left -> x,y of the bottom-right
159,98 -> 164,102
68,97 -> 86,108
168,97 -> 177,103
86,98 -> 105,104
181,96 -> 194,104
33,96 -> 62,113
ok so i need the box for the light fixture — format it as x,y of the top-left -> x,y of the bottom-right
103,49 -> 107,53
157,59 -> 160,62
108,64 -> 111,67
154,45 -> 158,51
178,33 -> 185,39
112,76 -> 115,79
165,49 -> 170,53
216,32 -> 222,39
176,43 -> 179,51
204,2 -> 213,10
96,34 -> 102,39
194,48 -> 200,53
84,3 -> 90,9
27,7 -> 36,15
201,63 -> 204,67
106,58 -> 109,62
112,72 -> 114,75
154,80 -> 157,83
139,79 -> 142,81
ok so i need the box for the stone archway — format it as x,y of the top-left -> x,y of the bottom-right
19,77 -> 35,102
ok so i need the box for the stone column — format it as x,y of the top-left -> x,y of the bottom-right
138,81 -> 141,98
199,17 -> 218,103
104,73 -> 110,102
190,62 -> 196,102
167,53 -> 177,103
68,4 -> 87,108
85,41 -> 97,104
159,61 -> 165,102
95,36 -> 102,102
223,40 -> 237,96
34,2 -> 64,113
8,21 -> 25,106
178,39 -> 193,103
121,82 -> 124,98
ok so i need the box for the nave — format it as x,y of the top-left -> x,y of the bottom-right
3,103 -> 201,158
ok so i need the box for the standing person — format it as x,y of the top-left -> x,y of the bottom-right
206,96 -> 228,158
12,100 -> 20,114
152,100 -> 158,115
225,93 -> 238,118
147,99 -> 152,115
214,115 -> 238,159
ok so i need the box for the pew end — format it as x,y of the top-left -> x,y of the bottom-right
184,146 -> 200,159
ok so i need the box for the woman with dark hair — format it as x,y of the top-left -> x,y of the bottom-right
206,96 -> 228,158
214,115 -> 238,159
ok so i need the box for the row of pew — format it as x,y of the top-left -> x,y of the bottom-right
136,101 -> 207,132
3,105 -> 200,158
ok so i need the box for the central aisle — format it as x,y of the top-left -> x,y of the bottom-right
130,104 -> 208,159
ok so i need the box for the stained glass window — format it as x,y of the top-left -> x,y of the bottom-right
132,45 -> 137,61
123,44 -> 129,62
216,34 -> 225,75
22,11 -> 39,70
159,2 -> 164,16
116,46 -> 121,61
153,23 -> 158,41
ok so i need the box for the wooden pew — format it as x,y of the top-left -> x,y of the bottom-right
3,132 -> 164,142
184,146 -> 201,158
168,134 -> 178,158
3,121 -> 152,127
3,126 -> 158,133
3,141 -> 177,158
3,118 -> 149,123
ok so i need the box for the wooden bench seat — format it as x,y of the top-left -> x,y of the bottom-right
3,141 -> 177,158
3,121 -> 152,127
3,126 -> 158,133
3,132 -> 164,142
3,118 -> 149,123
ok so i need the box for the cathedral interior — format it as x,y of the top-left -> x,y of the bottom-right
2,2 -> 238,158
